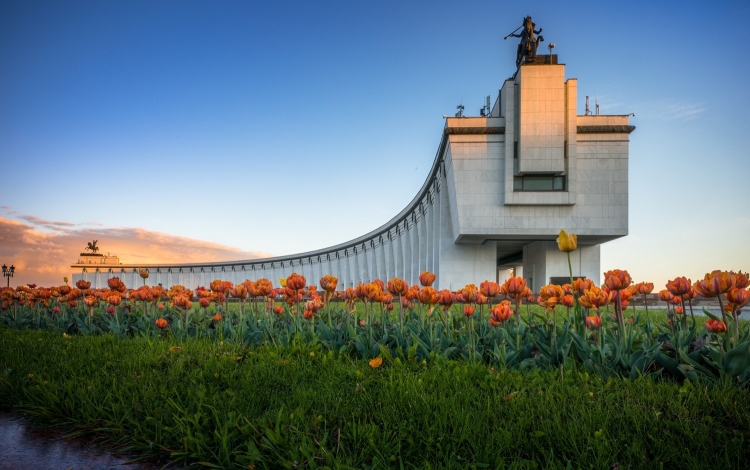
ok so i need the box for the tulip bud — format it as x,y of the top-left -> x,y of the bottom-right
556,229 -> 578,253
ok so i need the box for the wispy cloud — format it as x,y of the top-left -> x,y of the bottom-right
638,100 -> 705,121
0,215 -> 273,287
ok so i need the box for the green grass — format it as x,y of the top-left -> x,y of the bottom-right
2,328 -> 749,469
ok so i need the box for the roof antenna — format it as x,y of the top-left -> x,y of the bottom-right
585,96 -> 591,115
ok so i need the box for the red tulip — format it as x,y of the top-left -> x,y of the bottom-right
463,305 -> 475,317
705,319 -> 727,333
199,297 -> 211,308
585,315 -> 602,330
560,295 -> 575,308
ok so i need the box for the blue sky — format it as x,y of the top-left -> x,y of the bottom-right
1,0 -> 748,287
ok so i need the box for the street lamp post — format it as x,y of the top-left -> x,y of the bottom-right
2,264 -> 15,287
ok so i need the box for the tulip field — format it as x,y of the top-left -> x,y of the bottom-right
1,232 -> 749,468
2,267 -> 749,385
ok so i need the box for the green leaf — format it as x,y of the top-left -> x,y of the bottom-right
702,306 -> 722,322
724,340 -> 750,377
532,431 -> 545,437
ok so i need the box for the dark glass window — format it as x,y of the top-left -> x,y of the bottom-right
513,174 -> 566,191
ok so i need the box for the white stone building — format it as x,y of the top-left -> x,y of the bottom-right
71,56 -> 633,292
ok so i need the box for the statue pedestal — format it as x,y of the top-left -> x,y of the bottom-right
76,253 -> 121,265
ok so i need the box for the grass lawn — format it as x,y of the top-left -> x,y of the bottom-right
2,328 -> 749,469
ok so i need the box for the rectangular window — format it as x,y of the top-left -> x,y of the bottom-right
513,174 -> 566,191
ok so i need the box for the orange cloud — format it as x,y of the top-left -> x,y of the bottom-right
0,216 -> 271,287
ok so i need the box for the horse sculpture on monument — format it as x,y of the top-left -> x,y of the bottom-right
85,240 -> 100,254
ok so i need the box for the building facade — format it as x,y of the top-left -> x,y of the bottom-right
72,57 -> 633,292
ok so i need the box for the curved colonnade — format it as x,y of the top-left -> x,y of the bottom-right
77,136 -> 451,291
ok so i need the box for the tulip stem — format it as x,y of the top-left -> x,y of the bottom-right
514,298 -> 521,351
642,293 -> 651,340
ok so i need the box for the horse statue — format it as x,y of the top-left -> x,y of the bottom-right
85,240 -> 100,254
505,16 -> 544,68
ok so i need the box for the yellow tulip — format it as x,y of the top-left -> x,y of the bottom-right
556,229 -> 578,253
278,277 -> 288,288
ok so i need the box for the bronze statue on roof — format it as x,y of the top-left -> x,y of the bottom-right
505,16 -> 544,68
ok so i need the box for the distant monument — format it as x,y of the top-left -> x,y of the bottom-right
84,240 -> 100,255
505,16 -> 544,68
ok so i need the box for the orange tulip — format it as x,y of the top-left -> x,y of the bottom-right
666,277 -> 691,297
305,296 -> 324,313
573,278 -> 594,296
199,297 -> 211,308
209,280 -> 224,293
726,287 -> 750,310
76,279 -> 91,290
107,277 -> 127,293
419,271 -> 436,287
490,301 -> 512,326
538,284 -> 564,303
387,278 -> 409,296
578,287 -> 609,311
463,305 -> 475,317
437,290 -> 454,308
585,315 -> 602,330
501,277 -> 527,299
273,305 -> 284,316
693,270 -> 736,298
139,269 -> 149,279
459,284 -> 479,303
561,284 -> 572,295
735,271 -> 749,289
255,279 -> 273,297
107,293 -> 122,306
287,273 -> 307,291
560,294 -> 575,308
230,285 -> 248,300
405,285 -> 421,301
705,319 -> 727,333
480,280 -> 501,298
419,287 -> 438,305
657,289 -> 673,303
674,306 -> 684,315
635,282 -> 654,295
369,357 -> 383,368
155,318 -> 168,329
212,313 -> 222,322
320,275 -> 338,293
603,270 -> 632,291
